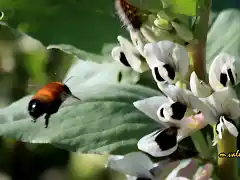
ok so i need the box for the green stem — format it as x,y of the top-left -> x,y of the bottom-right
188,0 -> 211,81
191,130 -> 210,159
214,126 -> 239,180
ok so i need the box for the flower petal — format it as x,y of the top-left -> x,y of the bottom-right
130,30 -> 147,56
177,113 -> 208,142
152,65 -> 168,83
106,155 -> 124,168
149,159 -> 171,177
117,35 -> 148,73
152,64 -> 176,84
204,87 -> 240,120
193,163 -> 213,180
158,41 -> 176,58
172,44 -> 189,77
137,127 -> 178,157
222,116 -> 239,137
209,52 -> 240,90
143,42 -> 166,69
165,159 -> 192,180
216,117 -> 224,139
125,175 -> 137,180
133,96 -> 169,126
112,46 -> 131,67
190,71 -> 212,98
158,84 -> 216,124
143,41 -> 175,69
107,152 -> 154,178
157,102 -> 187,125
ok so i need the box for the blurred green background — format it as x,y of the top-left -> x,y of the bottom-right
0,0 -> 239,179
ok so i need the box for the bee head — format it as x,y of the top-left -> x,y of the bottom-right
28,99 -> 47,120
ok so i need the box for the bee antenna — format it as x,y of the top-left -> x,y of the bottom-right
64,76 -> 75,84
71,94 -> 81,101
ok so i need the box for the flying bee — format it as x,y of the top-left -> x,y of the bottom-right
28,77 -> 81,128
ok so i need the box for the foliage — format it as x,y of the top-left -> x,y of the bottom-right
0,0 -> 240,179
1,8 -> 240,156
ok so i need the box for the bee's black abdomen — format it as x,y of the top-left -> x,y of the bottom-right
28,99 -> 48,120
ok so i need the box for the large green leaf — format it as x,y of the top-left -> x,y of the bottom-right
47,44 -> 140,85
161,0 -> 197,16
0,84 -> 161,154
47,44 -> 114,62
64,60 -> 140,87
206,9 -> 240,70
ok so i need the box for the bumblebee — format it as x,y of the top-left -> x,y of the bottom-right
28,78 -> 80,128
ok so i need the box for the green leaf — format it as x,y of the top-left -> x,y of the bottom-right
64,59 -> 140,87
206,9 -> 240,70
47,44 -> 141,85
47,44 -> 114,63
0,84 -> 162,155
161,0 -> 197,16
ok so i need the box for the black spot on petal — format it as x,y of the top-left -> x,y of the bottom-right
136,178 -> 152,180
227,69 -> 235,85
220,73 -> 227,87
153,67 -> 164,81
163,64 -> 175,80
171,102 -> 187,120
155,127 -> 178,151
160,108 -> 164,117
119,52 -> 131,67
215,121 -> 221,135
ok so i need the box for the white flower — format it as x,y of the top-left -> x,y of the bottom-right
134,95 -> 207,157
137,126 -> 179,157
133,96 -> 169,127
200,87 -> 240,142
166,160 -> 213,180
158,84 -> 216,125
143,41 -> 189,84
165,159 -> 192,180
106,152 -> 169,180
112,34 -> 149,73
193,163 -> 213,180
209,52 -> 240,91
190,71 -> 212,98
129,30 -> 147,57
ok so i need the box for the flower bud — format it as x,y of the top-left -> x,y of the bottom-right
157,10 -> 176,21
154,17 -> 173,30
171,22 -> 194,42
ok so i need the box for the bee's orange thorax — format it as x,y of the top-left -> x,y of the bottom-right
32,82 -> 65,102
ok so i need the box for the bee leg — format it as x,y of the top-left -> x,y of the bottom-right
44,114 -> 51,128
31,119 -> 36,123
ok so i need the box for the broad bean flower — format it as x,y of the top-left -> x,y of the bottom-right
109,0 -> 240,179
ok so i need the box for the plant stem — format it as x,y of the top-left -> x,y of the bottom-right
188,0 -> 211,81
215,126 -> 239,180
191,130 -> 210,159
